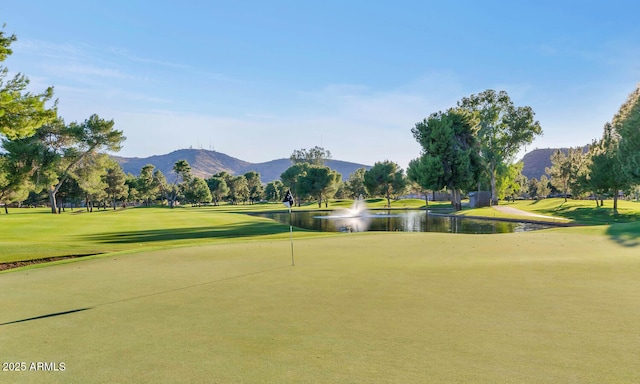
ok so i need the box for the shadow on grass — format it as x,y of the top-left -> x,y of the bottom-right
606,221 -> 640,248
1,308 -> 92,326
534,204 -> 639,225
83,221 -> 296,244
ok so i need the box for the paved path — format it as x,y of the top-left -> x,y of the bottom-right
492,205 -> 570,220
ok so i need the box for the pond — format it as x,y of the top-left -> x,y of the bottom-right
252,210 -> 553,234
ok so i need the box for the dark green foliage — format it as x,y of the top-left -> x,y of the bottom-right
290,146 -> 332,166
264,180 -> 284,202
345,167 -> 367,199
207,176 -> 229,206
614,85 -> 640,184
184,177 -> 212,206
0,27 -> 57,140
296,165 -> 341,208
280,162 -> 310,206
364,160 -> 406,207
409,108 -> 481,210
244,171 -> 263,204
457,90 -> 542,204
104,161 -> 129,209
228,175 -> 249,204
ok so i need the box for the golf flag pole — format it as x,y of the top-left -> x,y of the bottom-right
283,190 -> 295,266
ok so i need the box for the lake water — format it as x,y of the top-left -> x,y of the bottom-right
253,210 -> 552,234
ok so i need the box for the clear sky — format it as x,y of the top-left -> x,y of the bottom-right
2,1 -> 639,169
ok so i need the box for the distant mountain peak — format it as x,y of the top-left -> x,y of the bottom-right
113,148 -> 371,182
520,145 -> 589,180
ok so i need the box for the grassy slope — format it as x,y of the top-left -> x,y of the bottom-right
2,201 -> 640,382
2,198 -> 639,265
0,199 -> 441,264
1,230 -> 639,383
504,198 -> 640,224
0,206 -> 323,264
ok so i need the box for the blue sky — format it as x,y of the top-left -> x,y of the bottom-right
2,1 -> 639,169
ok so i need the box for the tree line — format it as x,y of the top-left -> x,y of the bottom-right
0,27 -> 125,213
536,86 -> 640,215
407,86 -> 640,213
2,25 -> 638,214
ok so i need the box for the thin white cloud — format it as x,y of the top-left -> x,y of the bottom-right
13,39 -> 86,59
109,46 -> 190,70
45,63 -> 132,79
109,73 -> 470,169
109,46 -> 239,83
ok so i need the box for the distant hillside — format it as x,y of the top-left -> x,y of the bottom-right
113,149 -> 371,183
520,146 -> 589,181
113,149 -> 251,181
115,147 -> 584,184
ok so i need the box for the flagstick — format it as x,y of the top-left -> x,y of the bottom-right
289,207 -> 295,266
283,190 -> 295,267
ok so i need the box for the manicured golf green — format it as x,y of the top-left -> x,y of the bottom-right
1,219 -> 639,383
0,199 -> 442,265
0,206 -> 321,265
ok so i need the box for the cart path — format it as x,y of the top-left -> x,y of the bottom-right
492,205 -> 570,220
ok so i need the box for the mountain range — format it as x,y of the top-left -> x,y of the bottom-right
114,147 -> 582,184
113,149 -> 371,183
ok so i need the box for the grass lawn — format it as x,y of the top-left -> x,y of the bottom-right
1,229 -> 639,383
1,202 -> 639,382
0,199 -> 443,265
500,198 -> 640,224
0,206 -> 326,265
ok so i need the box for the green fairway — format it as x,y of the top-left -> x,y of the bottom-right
2,202 -> 640,382
0,206 -> 323,265
1,228 -> 639,383
0,199 -> 444,265
501,198 -> 640,224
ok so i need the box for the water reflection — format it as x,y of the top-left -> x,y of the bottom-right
254,210 -> 551,234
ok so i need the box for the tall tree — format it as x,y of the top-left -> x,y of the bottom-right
206,176 -> 229,206
0,134 -> 42,213
345,167 -> 368,199
184,177 -> 212,206
545,148 -> 586,202
0,26 -> 57,140
537,175 -> 551,199
364,160 -> 407,208
152,169 -> 168,205
280,162 -> 310,207
70,153 -> 110,212
137,164 -> 161,206
333,181 -> 348,199
407,157 -> 438,207
588,124 -> 632,214
2,115 -> 125,213
613,85 -> 640,186
410,108 -> 481,210
296,165 -> 342,208
527,177 -> 540,199
228,175 -> 249,204
495,162 -> 527,201
166,159 -> 191,207
0,154 -> 31,213
406,161 -> 432,207
457,90 -> 542,205
290,146 -> 332,166
264,180 -> 284,202
125,173 -> 140,205
244,171 -> 263,204
104,161 -> 128,209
